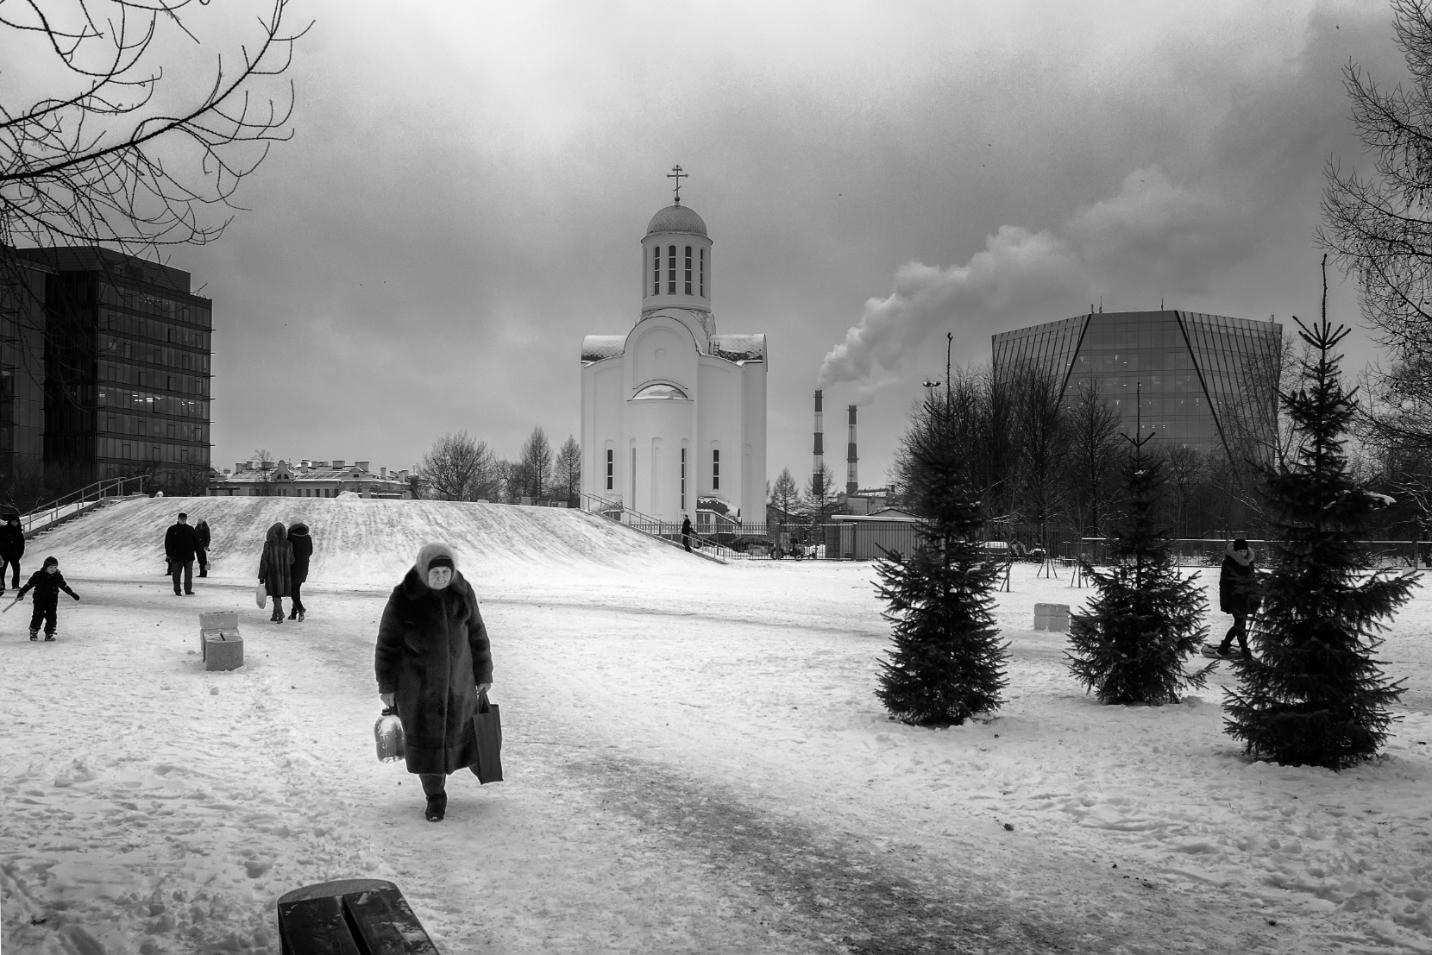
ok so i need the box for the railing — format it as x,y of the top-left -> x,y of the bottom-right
17,475 -> 147,534
579,493 -> 736,562
1077,537 -> 1431,569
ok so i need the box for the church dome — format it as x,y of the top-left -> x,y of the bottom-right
646,204 -> 707,236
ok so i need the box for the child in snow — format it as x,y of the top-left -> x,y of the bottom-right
17,556 -> 80,641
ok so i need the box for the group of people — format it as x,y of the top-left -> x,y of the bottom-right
162,512 -> 313,623
2,513 -> 80,641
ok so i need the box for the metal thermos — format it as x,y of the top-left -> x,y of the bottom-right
374,707 -> 405,762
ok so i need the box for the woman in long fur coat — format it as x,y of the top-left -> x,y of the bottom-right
257,522 -> 294,623
375,543 -> 493,822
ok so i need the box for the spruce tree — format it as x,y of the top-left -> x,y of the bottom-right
1065,415 -> 1210,705
1224,317 -> 1419,769
876,388 -> 1008,726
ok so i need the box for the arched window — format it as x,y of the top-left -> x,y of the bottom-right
606,448 -> 614,490
699,248 -> 705,297
632,383 -> 689,400
652,246 -> 660,295
684,246 -> 692,294
712,448 -> 720,490
668,245 -> 676,294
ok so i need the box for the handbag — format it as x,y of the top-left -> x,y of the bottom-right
255,584 -> 267,609
471,690 -> 503,784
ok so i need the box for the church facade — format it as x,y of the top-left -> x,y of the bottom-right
580,196 -> 767,525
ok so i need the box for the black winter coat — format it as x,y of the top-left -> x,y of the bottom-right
195,521 -> 211,549
0,521 -> 25,560
165,523 -> 198,562
19,569 -> 78,607
1219,550 -> 1259,615
374,569 -> 492,776
287,523 -> 312,584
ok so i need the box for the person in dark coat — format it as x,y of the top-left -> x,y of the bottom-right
257,522 -> 294,623
0,514 -> 25,593
164,512 -> 198,596
195,520 -> 211,578
286,521 -> 312,621
1215,539 -> 1260,659
375,543 -> 493,823
680,514 -> 692,553
17,556 -> 80,641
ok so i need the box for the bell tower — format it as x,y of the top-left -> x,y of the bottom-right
640,165 -> 714,340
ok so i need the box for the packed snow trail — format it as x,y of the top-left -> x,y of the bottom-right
3,499 -> 1430,953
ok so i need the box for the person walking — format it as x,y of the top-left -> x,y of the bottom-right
1215,538 -> 1260,660
374,543 -> 493,823
287,521 -> 312,622
680,514 -> 692,553
257,522 -> 294,623
0,513 -> 25,594
164,512 -> 198,596
195,519 -> 211,578
17,556 -> 80,641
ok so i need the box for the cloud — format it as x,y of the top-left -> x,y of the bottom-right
816,166 -> 1240,387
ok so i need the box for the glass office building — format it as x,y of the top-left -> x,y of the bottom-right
992,310 -> 1282,461
0,257 -> 49,478
15,247 -> 212,482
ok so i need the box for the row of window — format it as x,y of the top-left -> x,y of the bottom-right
99,285 -> 212,329
604,447 -> 719,497
101,412 -> 208,443
97,387 -> 208,419
99,359 -> 209,396
100,308 -> 212,351
98,437 -> 209,464
99,335 -> 212,376
651,245 -> 705,297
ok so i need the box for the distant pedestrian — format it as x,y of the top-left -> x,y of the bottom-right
257,522 -> 293,624
1216,539 -> 1260,659
195,519 -> 211,578
287,521 -> 312,622
0,514 -> 24,593
164,512 -> 198,596
681,514 -> 692,553
17,556 -> 79,641
375,543 -> 493,823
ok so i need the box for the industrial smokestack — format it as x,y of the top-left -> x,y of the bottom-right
813,389 -> 824,484
847,404 -> 858,497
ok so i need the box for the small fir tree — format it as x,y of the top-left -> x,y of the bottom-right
1065,411 -> 1210,705
1224,317 -> 1418,769
876,388 -> 1009,726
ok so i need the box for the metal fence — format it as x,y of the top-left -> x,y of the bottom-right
1075,538 -> 1431,569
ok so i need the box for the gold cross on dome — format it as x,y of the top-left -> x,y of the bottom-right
667,165 -> 687,204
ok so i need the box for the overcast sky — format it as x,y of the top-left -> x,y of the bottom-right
120,1 -> 1411,487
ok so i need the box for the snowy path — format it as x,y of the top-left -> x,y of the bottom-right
3,499 -> 1431,953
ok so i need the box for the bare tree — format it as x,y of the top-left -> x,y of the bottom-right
555,435 -> 581,506
418,432 -> 496,502
805,463 -> 837,523
1013,365 -> 1071,552
771,467 -> 799,520
1065,379 -> 1121,537
1163,445 -> 1206,539
517,427 -> 552,501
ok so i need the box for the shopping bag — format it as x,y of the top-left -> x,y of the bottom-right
255,584 -> 267,609
470,691 -> 503,784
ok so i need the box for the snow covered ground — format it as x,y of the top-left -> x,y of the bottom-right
2,497 -> 1430,954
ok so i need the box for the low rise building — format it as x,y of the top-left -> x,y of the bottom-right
208,459 -> 412,498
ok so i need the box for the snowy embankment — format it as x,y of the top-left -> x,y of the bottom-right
2,497 -> 1430,954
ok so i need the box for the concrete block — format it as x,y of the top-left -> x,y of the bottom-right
204,631 -> 244,670
199,612 -> 239,655
1034,603 -> 1070,631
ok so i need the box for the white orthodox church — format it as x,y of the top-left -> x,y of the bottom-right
580,178 -> 767,526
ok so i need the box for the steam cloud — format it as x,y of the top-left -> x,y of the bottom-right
817,167 -> 1237,388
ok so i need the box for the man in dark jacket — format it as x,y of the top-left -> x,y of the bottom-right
287,521 -> 312,621
680,515 -> 692,553
164,512 -> 198,596
195,519 -> 211,578
1215,539 -> 1260,659
0,514 -> 25,593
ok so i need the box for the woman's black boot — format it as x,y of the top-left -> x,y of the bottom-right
424,792 -> 447,822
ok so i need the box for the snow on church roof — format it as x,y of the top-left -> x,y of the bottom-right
646,204 -> 708,237
581,335 -> 626,362
711,334 -> 766,362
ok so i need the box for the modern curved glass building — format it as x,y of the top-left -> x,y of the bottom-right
992,310 -> 1282,461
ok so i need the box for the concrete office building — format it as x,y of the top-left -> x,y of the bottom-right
992,310 -> 1282,461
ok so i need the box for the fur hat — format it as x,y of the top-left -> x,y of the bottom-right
414,542 -> 457,579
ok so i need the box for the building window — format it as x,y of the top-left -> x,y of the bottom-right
699,248 -> 705,297
606,449 -> 614,491
680,448 -> 686,509
684,246 -> 692,294
652,246 -> 660,295
630,447 -> 637,504
668,245 -> 676,294
712,449 -> 720,490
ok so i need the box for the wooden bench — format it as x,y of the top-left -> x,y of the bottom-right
276,879 -> 439,954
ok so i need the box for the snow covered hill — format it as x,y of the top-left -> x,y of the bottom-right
24,496 -> 690,584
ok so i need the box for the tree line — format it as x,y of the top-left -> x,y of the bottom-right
418,428 -> 581,506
